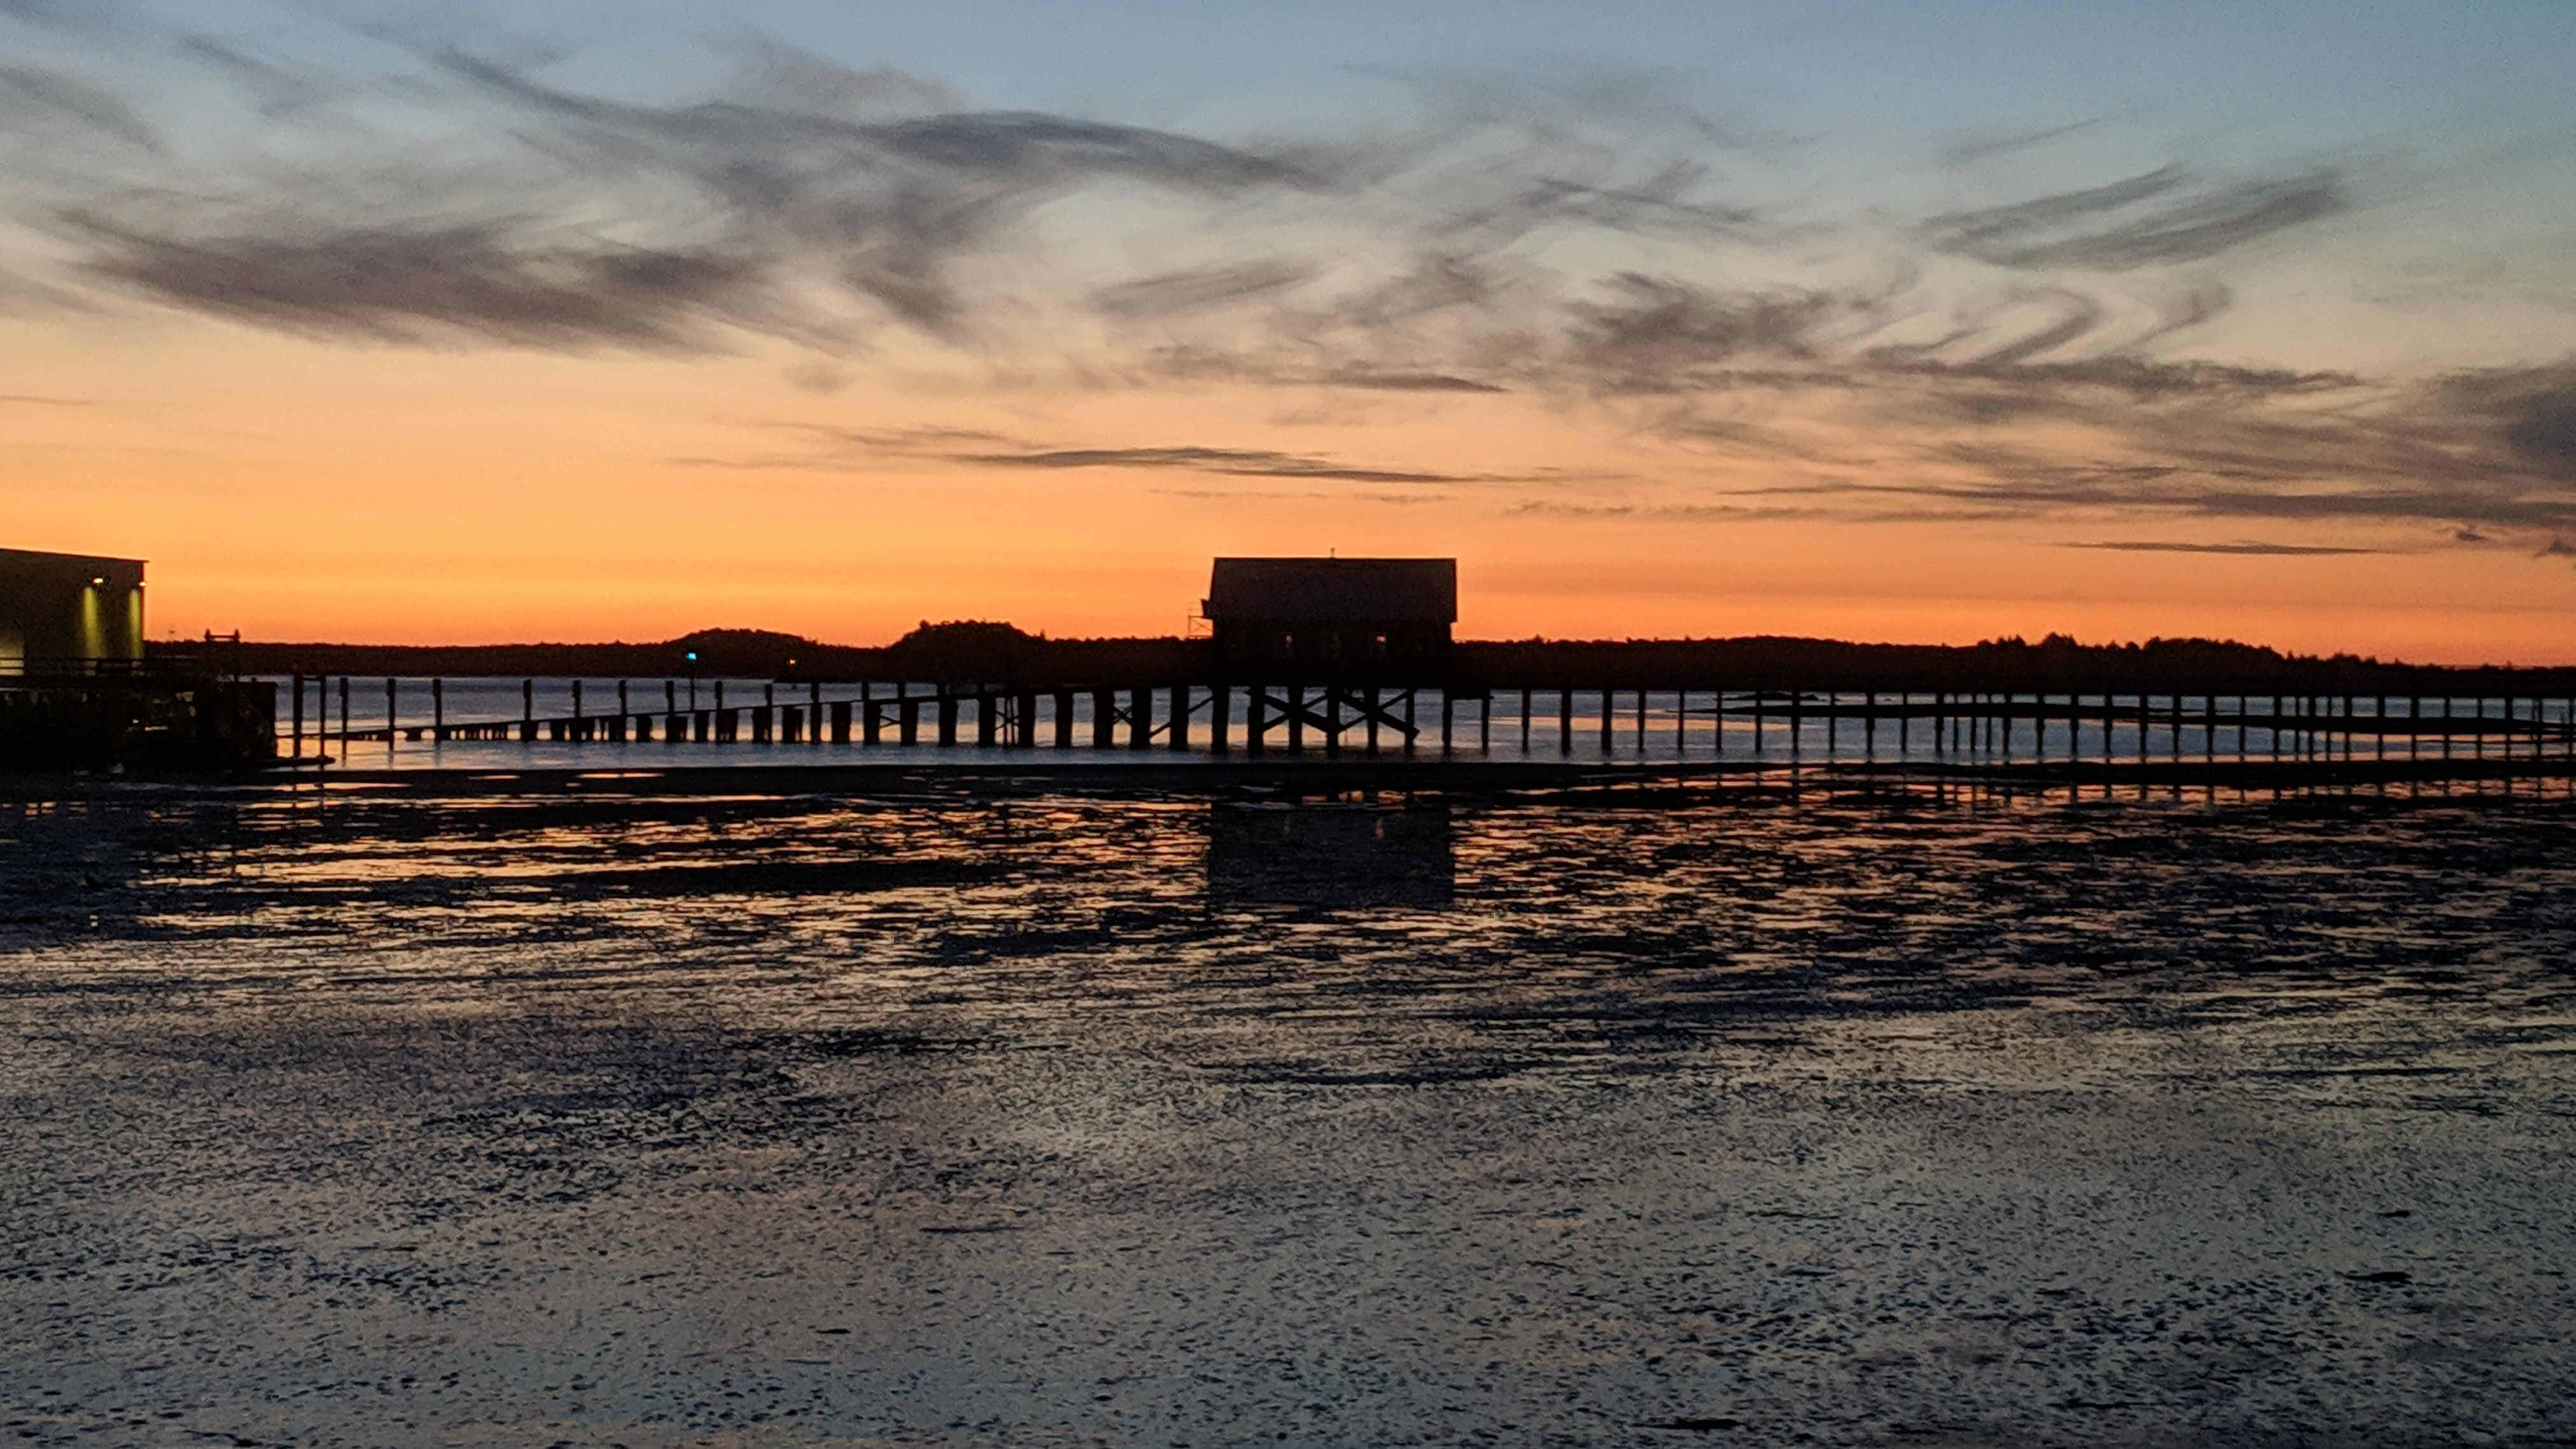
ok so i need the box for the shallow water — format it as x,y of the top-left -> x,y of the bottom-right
3,779 -> 2573,1446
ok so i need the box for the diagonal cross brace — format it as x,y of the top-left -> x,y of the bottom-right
1249,685 -> 1420,741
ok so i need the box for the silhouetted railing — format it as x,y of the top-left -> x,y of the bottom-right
263,671 -> 2576,779
0,655 -> 158,682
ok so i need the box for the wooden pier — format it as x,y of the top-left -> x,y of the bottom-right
277,674 -> 2576,770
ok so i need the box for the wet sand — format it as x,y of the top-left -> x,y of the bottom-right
3,778 -> 2572,1446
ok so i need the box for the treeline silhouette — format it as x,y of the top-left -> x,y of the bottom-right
184,621 -> 2576,694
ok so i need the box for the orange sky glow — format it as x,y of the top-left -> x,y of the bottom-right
6,16 -> 2575,667
8,316 -> 2570,665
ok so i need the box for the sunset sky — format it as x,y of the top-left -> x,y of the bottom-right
5,0 -> 2576,661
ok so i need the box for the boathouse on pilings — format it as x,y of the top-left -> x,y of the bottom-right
0,547 -> 275,771
1204,557 -> 1455,678
0,547 -> 145,675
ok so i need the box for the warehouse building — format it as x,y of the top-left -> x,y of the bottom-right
0,547 -> 146,674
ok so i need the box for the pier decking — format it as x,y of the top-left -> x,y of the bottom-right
279,673 -> 2576,769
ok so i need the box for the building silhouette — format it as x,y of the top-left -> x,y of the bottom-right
0,547 -> 144,675
1203,557 -> 1455,675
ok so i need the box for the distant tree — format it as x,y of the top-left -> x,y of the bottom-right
666,628 -> 819,675
885,620 -> 1044,681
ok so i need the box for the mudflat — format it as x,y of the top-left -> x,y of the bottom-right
4,778 -> 2572,1446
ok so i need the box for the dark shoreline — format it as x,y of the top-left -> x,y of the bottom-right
164,630 -> 2576,694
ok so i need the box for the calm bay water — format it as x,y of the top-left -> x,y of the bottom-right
3,777 -> 2573,1445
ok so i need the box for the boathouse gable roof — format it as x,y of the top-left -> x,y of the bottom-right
1204,557 -> 1457,624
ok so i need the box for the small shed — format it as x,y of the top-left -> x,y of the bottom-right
1203,557 -> 1455,673
0,547 -> 146,675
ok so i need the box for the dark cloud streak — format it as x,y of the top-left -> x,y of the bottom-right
2064,540 -> 2384,556
1925,165 -> 2346,270
950,445 -> 1467,485
0,63 -> 156,151
70,219 -> 774,349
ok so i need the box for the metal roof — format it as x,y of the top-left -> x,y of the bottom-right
1205,557 -> 1456,623
1,547 -> 146,570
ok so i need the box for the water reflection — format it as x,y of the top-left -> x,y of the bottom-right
1204,797 -> 1453,908
9,781 -> 2576,1446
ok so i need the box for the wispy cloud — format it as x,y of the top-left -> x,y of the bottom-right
1940,116 -> 2105,165
0,62 -> 155,151
0,21 -> 2364,374
4,14 -> 2571,564
1152,486 -> 1452,505
2064,540 -> 2385,556
949,445 -> 1467,485
69,218 -> 774,350
1921,164 -> 2346,271
674,424 -> 1504,487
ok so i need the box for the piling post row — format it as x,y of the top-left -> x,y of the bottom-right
335,671 -> 2576,767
